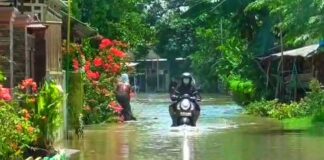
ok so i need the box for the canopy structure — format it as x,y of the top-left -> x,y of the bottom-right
259,44 -> 320,61
126,62 -> 139,67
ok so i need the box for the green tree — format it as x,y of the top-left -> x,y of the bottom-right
72,0 -> 156,58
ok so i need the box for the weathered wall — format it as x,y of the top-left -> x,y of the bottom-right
0,7 -> 16,88
13,15 -> 29,86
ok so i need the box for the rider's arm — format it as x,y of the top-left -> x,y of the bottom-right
170,87 -> 180,101
191,87 -> 201,101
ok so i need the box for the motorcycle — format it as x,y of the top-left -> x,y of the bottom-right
171,90 -> 200,126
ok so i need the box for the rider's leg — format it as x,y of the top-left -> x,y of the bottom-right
192,103 -> 200,126
169,103 -> 177,126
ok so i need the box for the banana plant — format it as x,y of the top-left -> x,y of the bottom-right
34,80 -> 64,148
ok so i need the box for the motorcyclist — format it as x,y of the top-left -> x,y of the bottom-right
169,72 -> 201,126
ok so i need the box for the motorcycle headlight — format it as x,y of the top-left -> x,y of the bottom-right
180,99 -> 191,110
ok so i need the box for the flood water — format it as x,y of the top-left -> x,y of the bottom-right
60,94 -> 324,160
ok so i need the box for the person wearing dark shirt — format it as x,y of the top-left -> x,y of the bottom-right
116,73 -> 136,121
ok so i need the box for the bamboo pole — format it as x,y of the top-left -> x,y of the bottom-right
280,30 -> 284,98
65,0 -> 72,139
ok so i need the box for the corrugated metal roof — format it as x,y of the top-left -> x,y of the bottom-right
259,44 -> 320,61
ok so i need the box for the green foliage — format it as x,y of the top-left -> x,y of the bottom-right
216,38 -> 251,81
82,75 -> 118,124
303,79 -> 324,123
228,76 -> 255,105
0,101 -> 37,159
15,80 -> 64,149
34,80 -> 64,148
0,70 -> 5,83
246,80 -> 324,122
245,99 -> 308,120
155,16 -> 197,60
245,0 -> 324,47
72,0 -> 156,57
63,39 -> 127,124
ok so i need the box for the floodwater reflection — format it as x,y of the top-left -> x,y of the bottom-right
59,94 -> 324,160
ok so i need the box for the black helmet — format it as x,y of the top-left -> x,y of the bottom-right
181,72 -> 192,85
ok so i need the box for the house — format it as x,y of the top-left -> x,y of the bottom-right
259,43 -> 324,100
0,0 -> 64,88
131,50 -> 188,92
0,0 -> 97,142
0,0 -> 97,88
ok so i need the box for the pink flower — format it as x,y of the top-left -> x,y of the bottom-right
0,85 -> 12,101
20,78 -> 37,92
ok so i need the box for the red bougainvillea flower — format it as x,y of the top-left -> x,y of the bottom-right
85,61 -> 91,72
112,63 -> 121,74
93,57 -> 104,67
0,85 -> 12,101
108,101 -> 123,114
99,39 -> 114,50
110,47 -> 126,58
103,63 -> 111,72
107,55 -> 114,63
86,71 -> 100,80
73,58 -> 79,71
20,78 -> 37,92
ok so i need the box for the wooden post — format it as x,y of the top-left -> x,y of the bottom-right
9,11 -> 14,90
145,62 -> 148,93
266,61 -> 271,89
275,59 -> 282,99
157,58 -> 159,92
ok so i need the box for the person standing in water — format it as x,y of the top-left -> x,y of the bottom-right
116,73 -> 136,121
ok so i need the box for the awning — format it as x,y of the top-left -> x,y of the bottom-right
126,62 -> 139,67
259,44 -> 320,61
26,23 -> 47,28
61,11 -> 97,39
137,58 -> 167,62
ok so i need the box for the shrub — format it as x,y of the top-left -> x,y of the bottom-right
228,76 -> 255,105
303,79 -> 324,122
0,101 -> 38,159
63,38 -> 130,124
15,79 -> 64,148
245,99 -> 308,120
